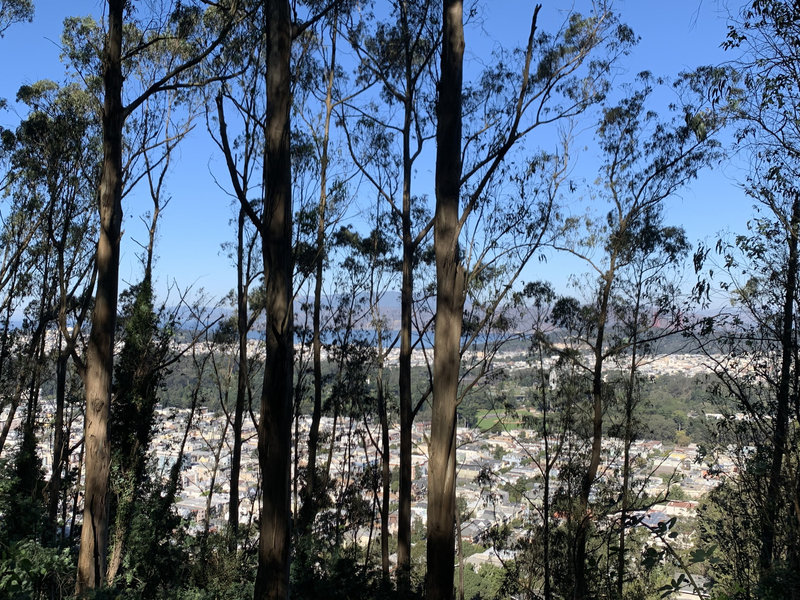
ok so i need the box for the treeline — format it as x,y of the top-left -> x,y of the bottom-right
0,1 -> 799,599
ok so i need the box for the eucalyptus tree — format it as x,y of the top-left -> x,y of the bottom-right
695,201 -> 800,598
59,1 -> 242,591
691,2 -> 800,591
210,1 -> 298,594
342,2 -> 438,586
212,1 -> 342,597
0,82 -> 97,454
290,2 -> 361,543
427,3 -> 463,597
105,90 -> 200,585
290,222 -> 397,596
551,75 -> 722,599
0,0 -> 32,36
713,3 -> 800,593
15,82 -> 99,539
0,81 -> 99,546
209,38 -> 266,549
333,220 -> 398,580
427,3 -> 634,598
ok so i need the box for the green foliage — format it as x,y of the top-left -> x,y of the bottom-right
0,458 -> 74,599
292,537 -> 391,600
172,532 -> 256,600
0,539 -> 73,600
0,447 -> 44,544
460,564 -> 504,600
0,0 -> 33,36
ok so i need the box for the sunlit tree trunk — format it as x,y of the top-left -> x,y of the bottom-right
76,0 -> 124,590
427,2 -> 464,599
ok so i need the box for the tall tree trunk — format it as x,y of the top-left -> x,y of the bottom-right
229,208 -> 249,548
760,193 -> 800,576
76,0 -> 124,591
18,294 -> 49,511
397,1 -> 414,584
427,2 -> 464,599
253,0 -> 293,598
69,435 -> 85,543
397,128 -> 414,597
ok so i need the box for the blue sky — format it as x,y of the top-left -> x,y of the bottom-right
0,1 -> 750,305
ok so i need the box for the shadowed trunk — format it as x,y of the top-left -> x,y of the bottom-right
253,0 -> 293,598
229,208 -> 249,548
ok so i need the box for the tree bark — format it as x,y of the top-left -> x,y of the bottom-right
253,0 -> 293,598
76,0 -> 124,591
426,2 -> 464,599
229,208 -> 249,548
397,99 -> 414,600
396,1 -> 416,586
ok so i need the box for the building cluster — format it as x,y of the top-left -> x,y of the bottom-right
0,349 -> 735,597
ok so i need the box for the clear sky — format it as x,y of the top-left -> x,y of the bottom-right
0,1 -> 751,305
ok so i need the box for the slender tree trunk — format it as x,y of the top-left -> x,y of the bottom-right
0,273 -> 16,454
397,168 -> 414,594
70,436 -> 85,543
397,5 -> 414,582
760,193 -> 800,576
456,501 -> 465,600
0,383 -> 22,457
539,345 -> 552,600
378,372 -> 391,580
617,359 -> 636,593
371,303 -> 391,580
205,418 -> 230,540
19,293 -> 49,505
575,267 -> 614,600
76,0 -> 124,591
369,288 -> 391,580
253,0 -> 293,598
618,274 -> 642,598
47,348 -> 69,534
299,13 -> 337,536
229,208 -> 249,548
427,3 -> 464,599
